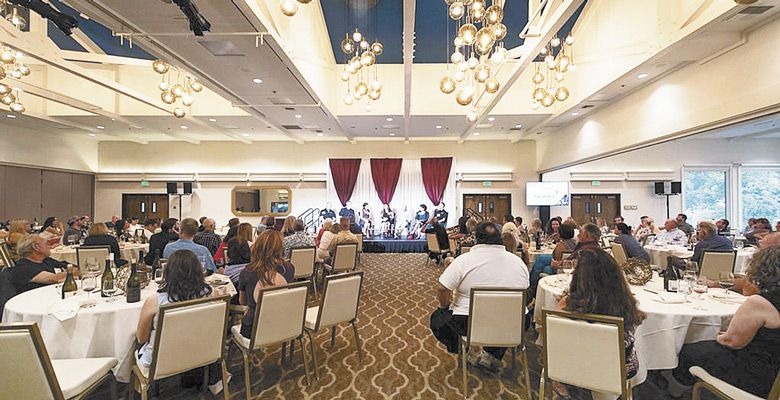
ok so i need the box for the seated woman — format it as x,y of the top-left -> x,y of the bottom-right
213,225 -> 237,265
315,219 -> 333,247
82,222 -> 128,266
238,230 -> 295,338
454,218 -> 478,256
669,245 -> 780,398
554,248 -> 646,398
545,217 -> 562,243
550,222 -> 578,268
227,223 -> 254,265
281,216 -> 296,237
317,222 -> 339,262
9,234 -> 71,294
135,250 -> 227,394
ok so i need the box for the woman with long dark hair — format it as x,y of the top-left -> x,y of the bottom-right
227,222 -> 253,265
238,230 -> 295,338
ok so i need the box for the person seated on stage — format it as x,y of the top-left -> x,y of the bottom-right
316,219 -> 333,247
434,203 -> 448,227
654,218 -> 689,246
430,221 -> 529,372
227,223 -> 254,266
320,202 -> 337,222
380,204 -> 396,237
348,216 -> 363,235
283,219 -> 315,259
716,218 -> 731,235
691,220 -> 734,263
416,204 -> 430,228
667,245 -> 780,399
425,218 -> 450,261
317,221 -> 339,261
9,234 -> 72,294
613,222 -> 651,263
339,201 -> 356,221
83,222 -> 128,267
359,203 -> 372,235
144,218 -> 179,265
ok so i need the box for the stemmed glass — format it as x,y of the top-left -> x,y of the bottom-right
81,276 -> 97,307
562,260 -> 574,277
102,279 -> 118,302
692,277 -> 708,311
154,267 -> 165,285
719,272 -> 735,297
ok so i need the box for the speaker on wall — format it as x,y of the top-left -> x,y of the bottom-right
183,182 -> 193,195
654,182 -> 665,195
166,182 -> 177,195
671,181 -> 682,194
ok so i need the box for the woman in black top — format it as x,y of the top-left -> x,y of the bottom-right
83,223 -> 128,266
144,218 -> 179,265
227,223 -> 253,265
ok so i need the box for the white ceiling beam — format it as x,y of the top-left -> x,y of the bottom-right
161,131 -> 200,144
402,0 -> 416,140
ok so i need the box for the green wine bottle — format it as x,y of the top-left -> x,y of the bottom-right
126,261 -> 141,303
101,257 -> 114,297
62,265 -> 78,299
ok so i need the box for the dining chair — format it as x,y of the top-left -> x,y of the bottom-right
325,243 -> 358,275
561,251 -> 572,260
641,235 -> 656,246
540,309 -> 633,400
0,242 -> 14,268
425,233 -> 450,266
290,246 -> 318,298
699,251 -> 738,280
457,288 -> 531,399
304,271 -> 364,379
460,246 -> 472,255
611,242 -> 629,266
230,281 -> 311,400
75,245 -> 110,270
129,296 -> 230,400
0,322 -> 118,400
690,366 -> 779,400
355,233 -> 364,264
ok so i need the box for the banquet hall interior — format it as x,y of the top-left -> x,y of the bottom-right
1,0 -> 780,399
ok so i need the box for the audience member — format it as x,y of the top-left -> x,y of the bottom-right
281,216 -> 297,237
144,218 -> 179,265
228,217 -> 240,229
142,219 -> 159,240
669,245 -> 780,398
614,222 -> 651,262
6,219 -> 30,259
329,217 -> 358,257
454,218 -> 478,257
550,223 -> 578,268
745,218 -> 772,245
197,216 -> 208,232
238,230 -> 295,338
501,214 -> 520,243
716,218 -> 731,234
570,223 -> 602,259
105,215 -> 120,229
691,220 -> 734,263
227,223 -> 254,265
255,216 -> 273,236
595,217 -> 609,235
114,219 -> 131,239
283,219 -> 315,259
431,221 -> 529,372
83,223 -> 128,266
614,215 -> 624,225
193,218 -> 221,256
317,221 -> 340,261
676,214 -> 694,236
163,218 -> 217,273
213,225 -> 237,265
63,216 -> 83,245
9,234 -> 71,294
633,216 -> 660,242
655,219 -> 688,246
39,217 -> 56,233
316,219 -> 333,247
545,217 -> 562,242
743,218 -> 756,235
425,218 -> 450,260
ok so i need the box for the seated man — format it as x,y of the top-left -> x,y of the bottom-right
9,234 -> 72,294
431,221 -> 530,371
676,213 -> 695,236
691,221 -> 734,263
613,223 -> 651,262
328,217 -> 358,258
654,219 -> 688,246
570,223 -> 602,260
193,218 -> 221,256
163,218 -> 217,273
716,218 -> 730,235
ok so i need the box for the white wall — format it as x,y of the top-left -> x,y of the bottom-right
542,137 -> 780,226
0,122 -> 98,172
95,140 -> 540,226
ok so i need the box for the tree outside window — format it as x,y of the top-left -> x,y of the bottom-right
683,169 -> 727,224
740,168 -> 780,228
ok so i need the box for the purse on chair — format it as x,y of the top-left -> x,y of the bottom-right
622,258 -> 653,286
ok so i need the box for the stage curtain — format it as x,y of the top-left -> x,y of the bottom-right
328,158 -> 361,206
420,157 -> 453,206
370,158 -> 402,204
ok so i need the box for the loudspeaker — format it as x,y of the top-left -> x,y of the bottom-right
183,182 -> 193,195
166,182 -> 178,195
671,181 -> 682,194
654,182 -> 665,195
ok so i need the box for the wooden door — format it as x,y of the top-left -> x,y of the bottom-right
570,194 -> 621,226
462,194 -> 512,221
122,194 -> 169,221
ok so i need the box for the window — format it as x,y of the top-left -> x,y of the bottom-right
683,169 -> 727,224
739,167 -> 780,228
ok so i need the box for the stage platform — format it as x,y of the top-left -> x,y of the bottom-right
363,235 -> 427,253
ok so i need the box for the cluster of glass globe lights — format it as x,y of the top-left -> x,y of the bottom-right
151,60 -> 204,119
338,28 -> 384,110
0,4 -> 31,114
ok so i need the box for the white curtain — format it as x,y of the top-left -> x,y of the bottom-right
326,158 -> 457,228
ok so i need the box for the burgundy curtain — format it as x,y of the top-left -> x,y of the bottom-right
329,158 -> 362,206
421,157 -> 453,206
370,158 -> 402,204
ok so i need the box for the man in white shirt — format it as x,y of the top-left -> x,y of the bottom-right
654,218 -> 689,246
431,221 -> 530,372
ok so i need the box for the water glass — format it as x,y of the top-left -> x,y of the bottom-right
719,272 -> 735,296
561,260 -> 574,276
692,278 -> 708,310
81,276 -> 97,307
198,254 -> 207,273
154,267 -> 165,284
102,279 -> 118,302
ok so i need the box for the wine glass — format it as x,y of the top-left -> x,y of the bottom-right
102,279 -> 118,302
719,272 -> 735,297
198,254 -> 207,273
734,239 -> 744,250
154,267 -> 165,285
81,276 -> 97,307
692,277 -> 708,311
562,260 -> 574,276
685,261 -> 699,275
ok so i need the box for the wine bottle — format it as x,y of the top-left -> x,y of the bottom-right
534,232 -> 541,251
108,253 -> 116,275
152,249 -> 161,275
101,257 -> 114,297
126,261 -> 141,303
137,251 -> 149,286
62,265 -> 78,299
664,264 -> 679,292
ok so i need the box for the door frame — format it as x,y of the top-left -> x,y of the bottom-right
462,193 -> 512,218
121,193 -> 170,220
570,193 -> 621,224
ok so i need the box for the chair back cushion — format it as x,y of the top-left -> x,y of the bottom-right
0,242 -> 15,268
152,298 -> 228,379
355,234 -> 364,253
252,284 -> 308,349
0,324 -> 59,399
700,251 -> 737,280
426,233 -> 441,253
318,272 -> 363,329
75,246 -> 110,269
290,247 -> 316,278
611,243 -> 628,266
333,244 -> 357,272
544,314 -> 624,394
469,289 -> 526,347
460,246 -> 472,254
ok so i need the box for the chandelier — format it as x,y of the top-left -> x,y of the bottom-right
440,0 -> 509,122
340,27 -> 383,110
530,34 -> 575,109
151,60 -> 204,119
0,4 -> 30,114
279,0 -> 312,17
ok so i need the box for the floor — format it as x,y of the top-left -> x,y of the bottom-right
91,253 -> 690,399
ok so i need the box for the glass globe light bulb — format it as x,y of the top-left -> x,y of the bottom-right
341,37 -> 355,54
368,90 -> 381,101
7,9 -> 26,29
344,93 -> 354,105
152,60 -> 169,74
551,37 -> 561,47
182,94 -> 194,107
440,76 -> 456,94
470,7 -> 485,21
1,93 -> 16,105
371,41 -> 384,56
171,84 -> 185,98
457,61 -> 468,72
10,102 -> 24,113
18,64 -> 30,76
10,69 -> 21,79
280,0 -> 298,16
474,64 -> 490,83
159,81 -> 170,91
467,56 -> 479,70
540,47 -> 548,56
466,110 -> 478,122
485,5 -> 503,24
451,51 -> 464,64
559,55 -> 571,71
340,70 -> 350,81
454,70 -> 465,82
455,86 -> 474,106
554,86 -> 570,101
541,93 -> 555,107
360,51 -> 376,67
161,91 -> 175,104
490,47 -> 507,64
173,107 -> 186,118
371,80 -> 382,91
470,0 -> 486,12
474,27 -> 495,55
0,83 -> 10,95
1,49 -> 16,64
352,29 -> 363,43
360,40 -> 369,50
565,34 -> 574,45
492,23 -> 507,41
532,87 -> 546,101
555,72 -> 564,82
485,77 -> 499,93
532,72 -> 544,84
449,2 -> 465,20
532,101 -> 540,110
459,24 -> 477,46
190,80 -> 203,92
355,81 -> 369,96
365,103 -> 372,112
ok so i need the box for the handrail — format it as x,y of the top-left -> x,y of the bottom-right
465,208 -> 485,221
298,207 -> 320,232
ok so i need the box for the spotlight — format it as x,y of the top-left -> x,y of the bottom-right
171,0 -> 211,36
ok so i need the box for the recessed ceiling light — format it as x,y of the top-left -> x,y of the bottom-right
208,118 -> 217,122
386,117 -> 393,122
389,133 -> 395,136
110,118 -> 116,121
488,117 -> 495,122
514,124 -> 522,128
180,125 -> 188,129
294,114 -> 302,119
571,112 -> 579,116
473,132 -> 480,136
636,73 -> 648,79
96,125 -> 105,129
88,133 -> 96,137
435,125 -> 442,129
6,114 -> 16,118
242,133 -> 250,137
317,133 -> 324,137
252,78 -> 263,84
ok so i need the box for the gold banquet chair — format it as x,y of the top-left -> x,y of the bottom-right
611,242 -> 629,266
290,246 -> 319,297
425,233 -> 450,266
129,296 -> 231,400
699,250 -> 737,281
540,310 -> 634,400
325,242 -> 358,275
690,366 -> 780,400
0,322 -> 118,400
458,288 -> 531,399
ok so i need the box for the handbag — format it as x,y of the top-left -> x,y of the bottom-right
622,258 -> 653,285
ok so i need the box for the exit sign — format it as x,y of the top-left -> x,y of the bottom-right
591,180 -> 601,187
482,181 -> 492,187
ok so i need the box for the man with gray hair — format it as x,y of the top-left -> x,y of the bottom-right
654,218 -> 688,246
9,234 -> 72,294
163,218 -> 217,272
569,223 -> 602,260
193,218 -> 221,256
691,220 -> 733,263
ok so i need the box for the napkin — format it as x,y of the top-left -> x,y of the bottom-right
49,298 -> 81,322
656,292 -> 685,304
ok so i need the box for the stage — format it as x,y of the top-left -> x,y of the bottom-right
362,235 -> 427,253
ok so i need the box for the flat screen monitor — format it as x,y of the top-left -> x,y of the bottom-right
526,181 -> 570,206
271,202 -> 289,213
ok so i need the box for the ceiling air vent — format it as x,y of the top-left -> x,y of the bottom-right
282,125 -> 302,130
199,41 -> 245,56
582,104 -> 595,109
739,6 -> 773,14
268,97 -> 296,105
284,107 -> 296,111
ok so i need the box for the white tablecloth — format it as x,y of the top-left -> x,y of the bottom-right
50,243 -> 150,265
643,244 -> 756,274
534,274 -> 741,384
528,245 -> 554,263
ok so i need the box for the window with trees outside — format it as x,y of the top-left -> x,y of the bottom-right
683,169 -> 727,224
740,167 -> 780,228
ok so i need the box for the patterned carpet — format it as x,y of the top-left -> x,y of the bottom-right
92,253 -> 677,400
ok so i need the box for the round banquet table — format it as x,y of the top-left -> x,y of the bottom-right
2,274 -> 236,383
528,245 -> 554,263
643,244 -> 756,274
50,243 -> 150,264
534,274 -> 742,385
